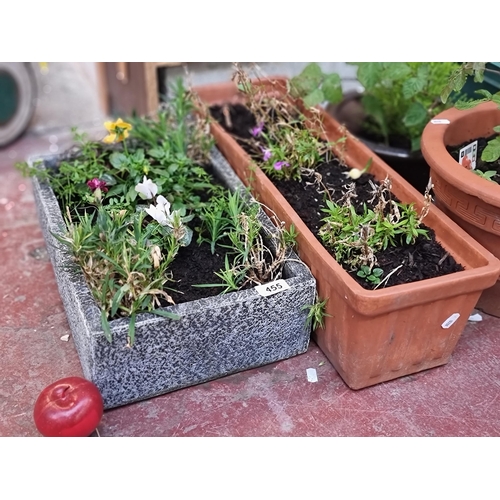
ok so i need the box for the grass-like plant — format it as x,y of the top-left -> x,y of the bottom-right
54,207 -> 182,346
301,295 -> 331,331
318,177 -> 431,284
196,189 -> 295,293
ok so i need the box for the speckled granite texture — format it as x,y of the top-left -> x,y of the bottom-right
31,147 -> 316,409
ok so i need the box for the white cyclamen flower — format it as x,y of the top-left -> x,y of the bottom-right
135,175 -> 159,200
145,195 -> 174,226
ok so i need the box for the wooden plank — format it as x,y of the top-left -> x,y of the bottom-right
95,62 -> 110,115
144,63 -> 183,115
101,62 -> 184,117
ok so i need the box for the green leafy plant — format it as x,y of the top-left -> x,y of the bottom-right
441,62 -> 500,165
440,63 -> 488,105
301,296 -> 331,331
357,265 -> 383,285
16,78 -> 216,216
288,63 -> 343,108
351,62 -> 461,151
474,169 -> 497,181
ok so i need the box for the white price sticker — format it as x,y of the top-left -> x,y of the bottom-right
306,368 -> 318,383
430,119 -> 451,124
255,279 -> 290,297
442,313 -> 460,329
459,140 -> 478,170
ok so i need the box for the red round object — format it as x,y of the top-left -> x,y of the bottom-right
33,377 -> 103,437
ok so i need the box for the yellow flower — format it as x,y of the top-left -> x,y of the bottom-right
102,118 -> 133,144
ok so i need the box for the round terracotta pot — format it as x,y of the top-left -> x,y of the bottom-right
421,100 -> 500,316
326,91 -> 431,194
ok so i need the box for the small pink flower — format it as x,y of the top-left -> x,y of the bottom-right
274,161 -> 290,170
260,146 -> 272,162
250,122 -> 264,137
87,178 -> 108,192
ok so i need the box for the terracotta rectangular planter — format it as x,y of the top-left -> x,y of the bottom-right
31,147 -> 316,409
195,77 -> 500,390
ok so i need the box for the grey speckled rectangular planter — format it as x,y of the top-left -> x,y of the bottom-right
31,147 -> 316,409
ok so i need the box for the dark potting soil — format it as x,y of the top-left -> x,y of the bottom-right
210,103 -> 257,141
166,237 -> 247,305
210,102 -> 464,290
447,134 -> 500,183
274,162 -> 463,288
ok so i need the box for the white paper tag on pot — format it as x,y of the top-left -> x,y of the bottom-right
255,279 -> 290,297
430,119 -> 451,124
459,140 -> 478,170
442,313 -> 460,329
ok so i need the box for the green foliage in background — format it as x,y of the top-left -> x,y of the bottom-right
352,62 -> 460,151
442,62 -> 500,166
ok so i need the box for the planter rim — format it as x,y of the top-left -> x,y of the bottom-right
421,100 -> 500,207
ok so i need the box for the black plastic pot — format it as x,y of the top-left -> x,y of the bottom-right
326,90 -> 430,194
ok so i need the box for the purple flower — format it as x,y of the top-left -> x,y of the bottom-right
260,146 -> 272,162
273,161 -> 290,170
250,122 -> 264,137
87,178 -> 108,192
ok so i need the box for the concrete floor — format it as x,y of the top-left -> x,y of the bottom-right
1,63 -> 500,437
